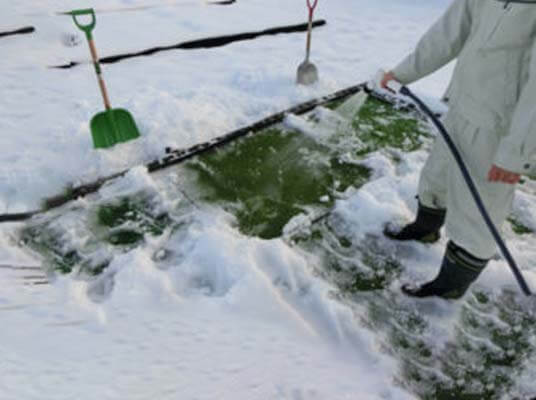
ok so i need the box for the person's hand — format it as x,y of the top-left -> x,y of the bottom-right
488,164 -> 521,184
380,71 -> 399,92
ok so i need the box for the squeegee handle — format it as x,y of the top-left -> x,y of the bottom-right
70,8 -> 112,110
305,0 -> 318,61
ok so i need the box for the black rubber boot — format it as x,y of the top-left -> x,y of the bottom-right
384,202 -> 446,244
402,241 -> 489,300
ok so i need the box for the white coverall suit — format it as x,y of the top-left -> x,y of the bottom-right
392,0 -> 536,259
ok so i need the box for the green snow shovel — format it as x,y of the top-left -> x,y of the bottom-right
296,0 -> 319,85
70,8 -> 140,149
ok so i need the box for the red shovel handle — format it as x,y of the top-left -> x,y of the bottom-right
304,0 -> 318,61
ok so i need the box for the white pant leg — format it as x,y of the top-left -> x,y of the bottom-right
443,112 -> 516,259
417,120 -> 451,210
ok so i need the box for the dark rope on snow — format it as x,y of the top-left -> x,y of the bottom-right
55,0 -> 236,15
0,26 -> 35,39
51,20 -> 327,69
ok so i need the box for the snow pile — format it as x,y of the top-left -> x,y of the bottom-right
0,202 -> 416,400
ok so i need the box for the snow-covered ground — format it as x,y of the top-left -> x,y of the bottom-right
2,1 -> 536,399
1,0 -> 453,212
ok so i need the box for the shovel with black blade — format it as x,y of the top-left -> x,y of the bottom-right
296,0 -> 319,85
70,8 -> 140,149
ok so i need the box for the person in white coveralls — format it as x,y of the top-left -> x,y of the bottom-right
381,0 -> 536,299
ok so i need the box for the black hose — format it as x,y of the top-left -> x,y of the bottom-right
399,86 -> 532,297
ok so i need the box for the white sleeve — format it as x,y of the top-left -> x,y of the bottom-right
392,0 -> 473,85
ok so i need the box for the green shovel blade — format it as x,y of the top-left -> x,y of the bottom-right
90,108 -> 141,149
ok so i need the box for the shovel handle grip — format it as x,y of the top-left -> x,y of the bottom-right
69,9 -> 112,111
70,8 -> 96,40
307,0 -> 318,13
